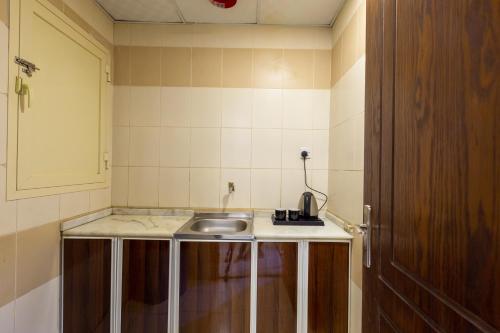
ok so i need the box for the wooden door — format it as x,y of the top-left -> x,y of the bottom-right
8,0 -> 109,199
363,0 -> 500,332
179,241 -> 251,333
308,242 -> 349,333
257,242 -> 298,333
63,238 -> 112,333
121,239 -> 170,333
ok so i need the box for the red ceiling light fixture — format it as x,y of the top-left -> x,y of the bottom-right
210,0 -> 237,9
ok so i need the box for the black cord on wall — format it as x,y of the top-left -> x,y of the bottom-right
301,152 -> 328,211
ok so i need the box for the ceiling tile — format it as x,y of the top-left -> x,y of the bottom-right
259,0 -> 344,25
96,0 -> 181,23
176,0 -> 257,24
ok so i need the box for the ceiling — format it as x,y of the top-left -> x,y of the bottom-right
96,0 -> 345,26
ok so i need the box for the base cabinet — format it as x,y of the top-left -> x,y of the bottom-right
121,239 -> 170,333
63,238 -> 112,333
308,242 -> 349,333
63,238 -> 349,333
257,242 -> 298,333
178,241 -> 252,333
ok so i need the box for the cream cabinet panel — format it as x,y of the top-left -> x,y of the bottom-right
7,0 -> 110,199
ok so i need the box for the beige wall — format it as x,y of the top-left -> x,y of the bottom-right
0,1 -> 113,332
328,0 -> 366,332
112,23 -> 333,210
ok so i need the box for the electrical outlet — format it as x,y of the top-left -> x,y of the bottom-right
300,147 -> 311,159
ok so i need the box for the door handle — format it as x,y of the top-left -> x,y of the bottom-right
361,205 -> 372,268
15,76 -> 31,110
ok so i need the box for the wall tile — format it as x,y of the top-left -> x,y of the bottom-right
189,168 -> 220,208
60,191 -> 90,220
312,90 -> 331,129
252,89 -> 282,129
281,169 -> 308,208
113,46 -> 131,86
192,48 -> 222,87
130,24 -> 164,47
251,129 -> 282,169
331,120 -> 355,170
164,24 -> 194,47
159,168 -> 189,207
222,48 -> 253,88
0,0 -> 8,28
130,87 -> 161,126
283,49 -> 314,89
161,47 -> 191,87
219,25 -> 255,48
89,188 -> 111,211
17,195 -> 59,232
192,24 -> 224,48
331,42 -> 342,86
16,222 -> 60,297
352,112 -> 365,170
282,129 -> 313,169
130,46 -> 162,86
357,2 -> 366,56
221,128 -> 251,168
129,127 -> 160,166
160,127 -> 190,167
0,166 -> 16,236
312,130 -> 329,170
253,49 -> 283,89
221,88 -> 252,128
111,166 -> 128,206
128,167 -> 159,207
314,50 -> 332,89
329,170 -> 363,224
0,301 -> 14,333
220,169 -> 251,208
311,169 -> 328,209
283,90 -> 313,129
251,169 -> 281,209
113,23 -> 130,46
0,234 -> 15,307
340,17 -> 358,76
190,88 -> 221,127
161,87 -> 191,127
15,277 -> 59,333
112,126 -> 129,166
190,128 -> 220,167
113,86 -> 131,126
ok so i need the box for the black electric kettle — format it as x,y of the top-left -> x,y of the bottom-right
298,192 -> 319,219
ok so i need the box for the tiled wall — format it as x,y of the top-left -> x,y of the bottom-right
327,0 -> 366,332
112,23 -> 332,210
0,1 -> 114,332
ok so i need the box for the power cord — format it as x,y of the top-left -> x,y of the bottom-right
301,151 -> 328,211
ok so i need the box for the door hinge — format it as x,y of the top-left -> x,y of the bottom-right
105,64 -> 112,83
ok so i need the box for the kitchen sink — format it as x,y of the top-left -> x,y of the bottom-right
174,212 -> 254,240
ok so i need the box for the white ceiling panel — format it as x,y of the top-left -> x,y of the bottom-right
258,0 -> 343,25
96,0 -> 181,23
175,0 -> 257,24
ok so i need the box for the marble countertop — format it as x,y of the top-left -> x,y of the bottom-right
63,215 -> 192,238
63,212 -> 352,240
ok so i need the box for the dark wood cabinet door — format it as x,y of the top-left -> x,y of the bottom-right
308,242 -> 349,333
63,238 -> 112,333
257,242 -> 298,333
121,239 -> 170,333
364,0 -> 500,332
179,241 -> 251,333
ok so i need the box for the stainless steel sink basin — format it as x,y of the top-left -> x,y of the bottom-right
174,212 -> 254,240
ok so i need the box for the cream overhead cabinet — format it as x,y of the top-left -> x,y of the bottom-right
7,0 -> 111,199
